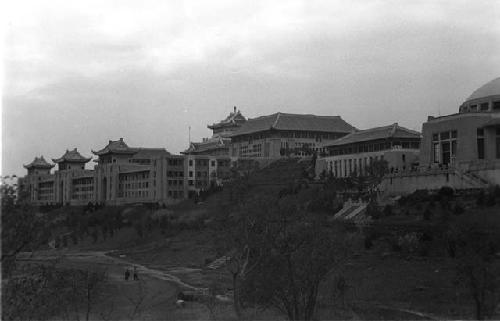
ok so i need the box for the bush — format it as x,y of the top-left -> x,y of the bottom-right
453,202 -> 465,215
366,202 -> 382,220
486,193 -> 496,207
438,186 -> 454,199
383,205 -> 393,217
477,190 -> 486,207
423,207 -> 433,221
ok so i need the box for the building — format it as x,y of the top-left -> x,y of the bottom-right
183,107 -> 246,156
420,77 -> 500,169
184,154 -> 232,198
229,112 -> 355,160
92,138 -> 184,205
382,77 -> 500,194
21,156 -> 56,204
316,123 -> 421,178
52,148 -> 94,205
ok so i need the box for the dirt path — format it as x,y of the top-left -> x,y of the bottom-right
17,250 -> 212,320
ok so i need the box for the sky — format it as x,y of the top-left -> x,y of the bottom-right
2,0 -> 500,176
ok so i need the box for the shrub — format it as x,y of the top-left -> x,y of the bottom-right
423,207 -> 432,221
453,202 -> 465,215
486,193 -> 496,207
477,190 -> 486,207
383,205 -> 393,217
438,186 -> 454,199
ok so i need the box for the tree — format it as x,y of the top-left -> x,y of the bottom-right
221,193 -> 354,320
1,177 -> 49,276
452,219 -> 500,320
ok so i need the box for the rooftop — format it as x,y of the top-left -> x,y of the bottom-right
52,148 -> 91,163
207,106 -> 246,130
24,156 -> 55,169
92,138 -> 169,156
230,112 -> 355,136
325,123 -> 421,147
182,136 -> 229,154
465,77 -> 500,102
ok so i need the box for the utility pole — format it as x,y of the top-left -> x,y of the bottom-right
188,126 -> 191,144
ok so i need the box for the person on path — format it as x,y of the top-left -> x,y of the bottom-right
133,267 -> 139,281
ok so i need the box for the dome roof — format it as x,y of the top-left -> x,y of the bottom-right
465,77 -> 500,102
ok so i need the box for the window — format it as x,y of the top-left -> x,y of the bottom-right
470,104 -> 478,112
477,128 -> 485,159
494,101 -> 500,110
189,160 -> 193,166
480,102 -> 489,111
189,171 -> 193,177
433,130 -> 458,164
211,160 -> 215,167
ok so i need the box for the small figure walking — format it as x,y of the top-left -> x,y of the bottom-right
124,269 -> 130,281
133,267 -> 139,281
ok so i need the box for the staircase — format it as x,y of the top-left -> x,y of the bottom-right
207,255 -> 230,270
454,168 -> 490,189
332,199 -> 369,222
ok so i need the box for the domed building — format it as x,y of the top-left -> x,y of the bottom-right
383,78 -> 500,194
420,77 -> 500,169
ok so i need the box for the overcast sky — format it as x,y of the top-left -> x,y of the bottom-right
2,0 -> 500,176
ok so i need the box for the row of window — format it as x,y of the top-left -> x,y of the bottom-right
329,141 -> 420,156
462,101 -> 500,113
328,155 -> 385,178
232,131 -> 344,143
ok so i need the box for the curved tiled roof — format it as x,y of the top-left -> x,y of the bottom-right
325,123 -> 421,147
24,156 -> 55,169
52,148 -> 91,163
182,136 -> 229,154
230,112 -> 355,136
465,77 -> 500,102
92,138 -> 169,157
208,107 -> 246,130
92,138 -> 136,156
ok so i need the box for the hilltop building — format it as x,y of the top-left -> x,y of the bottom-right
316,123 -> 421,178
183,107 -> 246,156
229,113 -> 355,160
382,77 -> 500,194
22,156 -> 55,203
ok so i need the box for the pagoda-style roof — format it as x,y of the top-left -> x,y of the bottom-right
52,148 -> 91,163
92,138 -> 138,156
325,123 -> 421,147
207,107 -> 246,130
92,138 -> 170,157
182,136 -> 229,155
23,156 -> 55,169
230,112 -> 355,137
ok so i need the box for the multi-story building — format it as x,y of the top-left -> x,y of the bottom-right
52,148 -> 94,205
420,77 -> 500,170
382,77 -> 500,194
184,107 -> 246,156
21,156 -> 56,204
184,154 -> 232,198
92,138 -> 189,205
229,112 -> 355,160
316,123 -> 421,178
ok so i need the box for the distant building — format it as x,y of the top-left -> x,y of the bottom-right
316,123 -> 421,178
382,77 -> 500,194
229,112 -> 355,160
52,148 -> 94,205
21,156 -> 56,204
183,107 -> 246,156
92,138 -> 180,205
420,77 -> 500,169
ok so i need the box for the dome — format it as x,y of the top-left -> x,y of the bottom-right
465,77 -> 500,102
